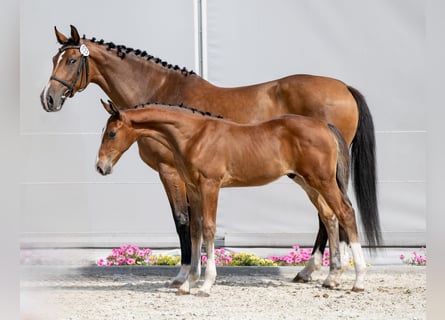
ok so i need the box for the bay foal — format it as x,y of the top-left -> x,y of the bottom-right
96,100 -> 367,296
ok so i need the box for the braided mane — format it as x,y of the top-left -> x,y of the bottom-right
81,35 -> 195,76
122,102 -> 223,119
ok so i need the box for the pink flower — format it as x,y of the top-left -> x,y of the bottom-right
201,256 -> 207,263
143,248 -> 152,256
399,254 -> 405,260
138,251 -> 146,257
126,258 -> 135,265
97,259 -> 105,266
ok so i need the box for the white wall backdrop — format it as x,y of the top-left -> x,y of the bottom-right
20,0 -> 425,248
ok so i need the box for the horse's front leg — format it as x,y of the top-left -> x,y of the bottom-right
157,163 -> 192,287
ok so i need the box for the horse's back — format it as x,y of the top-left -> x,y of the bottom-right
196,74 -> 358,144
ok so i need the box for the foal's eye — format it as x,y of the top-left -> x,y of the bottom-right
108,131 -> 116,138
66,58 -> 77,65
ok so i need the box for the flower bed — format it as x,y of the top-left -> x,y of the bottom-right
97,244 -> 426,267
399,248 -> 427,266
97,244 -> 329,267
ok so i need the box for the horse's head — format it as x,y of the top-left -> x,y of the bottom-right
96,99 -> 137,176
40,25 -> 91,112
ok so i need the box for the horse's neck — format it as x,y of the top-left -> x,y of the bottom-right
88,41 -> 207,107
131,107 -> 206,152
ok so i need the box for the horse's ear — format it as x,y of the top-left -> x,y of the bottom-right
70,25 -> 80,45
54,26 -> 68,45
101,99 -> 120,117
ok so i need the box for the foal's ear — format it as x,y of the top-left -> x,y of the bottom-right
101,99 -> 120,117
70,25 -> 80,45
54,26 -> 68,45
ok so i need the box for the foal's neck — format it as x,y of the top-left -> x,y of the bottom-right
129,106 -> 208,151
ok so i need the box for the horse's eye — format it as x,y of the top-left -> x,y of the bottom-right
67,58 -> 77,65
108,131 -> 116,139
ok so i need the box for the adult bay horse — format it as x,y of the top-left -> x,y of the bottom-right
40,25 -> 380,285
96,100 -> 367,296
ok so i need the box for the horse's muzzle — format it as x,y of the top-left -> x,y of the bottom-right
40,86 -> 66,112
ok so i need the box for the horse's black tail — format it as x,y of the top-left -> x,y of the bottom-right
347,86 -> 382,249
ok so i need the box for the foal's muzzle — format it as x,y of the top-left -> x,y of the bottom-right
96,164 -> 112,176
96,159 -> 113,176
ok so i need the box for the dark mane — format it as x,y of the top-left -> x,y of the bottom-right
122,102 -> 223,119
80,35 -> 196,77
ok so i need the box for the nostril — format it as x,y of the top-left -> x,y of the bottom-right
47,95 -> 54,109
96,165 -> 104,175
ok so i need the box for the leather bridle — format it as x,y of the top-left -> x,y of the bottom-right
50,43 -> 90,99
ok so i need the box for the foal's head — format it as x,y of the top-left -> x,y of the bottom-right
96,100 -> 136,176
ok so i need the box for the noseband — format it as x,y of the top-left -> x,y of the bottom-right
50,43 -> 90,98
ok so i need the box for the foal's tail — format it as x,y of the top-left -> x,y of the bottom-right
327,124 -> 350,199
347,86 -> 382,249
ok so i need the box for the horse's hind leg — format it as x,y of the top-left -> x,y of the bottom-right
158,165 -> 191,287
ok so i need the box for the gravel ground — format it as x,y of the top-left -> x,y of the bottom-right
20,265 -> 426,320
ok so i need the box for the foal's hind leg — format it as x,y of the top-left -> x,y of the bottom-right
293,217 -> 350,283
318,188 -> 367,291
298,187 -> 343,289
293,215 -> 326,283
317,208 -> 343,289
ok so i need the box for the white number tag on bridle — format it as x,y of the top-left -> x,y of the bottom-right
80,44 -> 89,57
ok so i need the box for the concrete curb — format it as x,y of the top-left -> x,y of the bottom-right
21,265 -> 426,281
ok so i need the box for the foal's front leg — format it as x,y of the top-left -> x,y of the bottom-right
178,189 -> 203,295
196,181 -> 220,297
158,164 -> 192,287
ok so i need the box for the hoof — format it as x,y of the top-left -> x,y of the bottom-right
197,290 -> 210,297
293,274 -> 311,283
170,279 -> 184,288
177,288 -> 190,296
322,281 -> 339,289
351,287 -> 365,293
